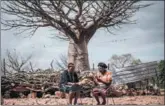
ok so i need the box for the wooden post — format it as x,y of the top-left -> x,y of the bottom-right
140,81 -> 142,90
93,63 -> 94,70
3,58 -> 6,76
147,79 -> 149,95
164,76 -> 165,105
108,63 -> 109,70
146,68 -> 150,95
155,69 -> 160,88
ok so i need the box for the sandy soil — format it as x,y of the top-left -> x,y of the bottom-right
3,96 -> 164,105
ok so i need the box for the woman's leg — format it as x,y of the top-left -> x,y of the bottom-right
68,92 -> 74,105
62,85 -> 74,105
92,89 -> 100,105
100,90 -> 107,105
73,91 -> 80,105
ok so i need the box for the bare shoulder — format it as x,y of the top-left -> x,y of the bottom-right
106,71 -> 112,74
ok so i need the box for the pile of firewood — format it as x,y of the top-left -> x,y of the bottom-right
1,71 -> 97,98
1,71 -> 61,98
1,71 -> 161,99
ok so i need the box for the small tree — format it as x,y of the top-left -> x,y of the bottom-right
55,54 -> 67,70
1,58 -> 7,76
5,50 -> 32,73
109,53 -> 142,70
158,60 -> 165,88
1,0 -> 151,71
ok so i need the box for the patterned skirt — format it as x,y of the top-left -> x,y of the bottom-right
60,84 -> 83,93
92,83 -> 109,95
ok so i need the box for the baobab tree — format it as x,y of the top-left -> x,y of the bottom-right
1,0 -> 151,71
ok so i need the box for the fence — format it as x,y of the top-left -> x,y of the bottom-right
91,61 -> 159,86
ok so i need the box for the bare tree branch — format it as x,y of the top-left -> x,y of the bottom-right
55,54 -> 67,70
50,59 -> 54,70
5,49 -> 32,72
29,61 -> 34,72
2,0 -> 151,71
2,0 -> 151,42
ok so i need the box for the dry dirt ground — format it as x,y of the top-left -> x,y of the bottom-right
3,96 -> 164,105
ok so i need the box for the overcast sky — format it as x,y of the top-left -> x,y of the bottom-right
1,1 -> 164,70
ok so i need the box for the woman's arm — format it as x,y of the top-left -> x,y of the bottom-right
75,72 -> 79,82
67,82 -> 76,85
67,72 -> 79,85
93,76 -> 99,85
96,76 -> 112,85
97,78 -> 109,84
101,80 -> 112,85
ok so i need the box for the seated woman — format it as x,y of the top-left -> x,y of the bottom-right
92,62 -> 112,105
59,63 -> 82,105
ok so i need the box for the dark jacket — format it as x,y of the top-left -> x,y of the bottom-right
59,70 -> 79,87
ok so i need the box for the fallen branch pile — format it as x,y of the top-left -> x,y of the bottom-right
1,71 -> 97,98
2,71 -> 61,97
1,71 -> 161,99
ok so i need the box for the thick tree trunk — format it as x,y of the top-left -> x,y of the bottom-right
68,39 -> 90,71
75,39 -> 90,71
68,39 -> 77,66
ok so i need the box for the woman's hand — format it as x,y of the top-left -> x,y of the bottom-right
96,78 -> 102,82
93,76 -> 98,82
95,76 -> 102,82
67,82 -> 76,85
74,82 -> 79,85
92,76 -> 98,85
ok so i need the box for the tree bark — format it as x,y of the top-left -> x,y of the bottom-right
68,39 -> 90,71
68,39 -> 77,66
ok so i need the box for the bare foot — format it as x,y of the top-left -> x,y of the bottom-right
96,102 -> 100,105
101,101 -> 106,105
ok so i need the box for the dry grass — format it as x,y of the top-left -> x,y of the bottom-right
3,96 -> 164,105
